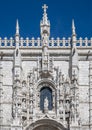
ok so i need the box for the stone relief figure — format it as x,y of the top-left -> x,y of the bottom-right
71,105 -> 75,116
22,99 -> 26,110
65,85 -> 70,95
22,81 -> 27,94
43,34 -> 48,45
65,101 -> 70,111
30,102 -> 33,114
30,87 -> 33,97
59,101 -> 64,114
70,105 -> 75,122
70,98 -> 77,122
18,104 -> 21,115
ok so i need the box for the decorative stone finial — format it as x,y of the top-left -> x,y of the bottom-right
42,4 -> 48,13
72,19 -> 76,35
16,19 -> 19,35
42,4 -> 48,24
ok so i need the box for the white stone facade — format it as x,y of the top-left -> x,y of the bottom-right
0,4 -> 91,130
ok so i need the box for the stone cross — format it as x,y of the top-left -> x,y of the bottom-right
42,4 -> 48,13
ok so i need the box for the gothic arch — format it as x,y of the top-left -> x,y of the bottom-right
25,119 -> 67,130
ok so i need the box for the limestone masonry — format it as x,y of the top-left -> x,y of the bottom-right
0,4 -> 91,130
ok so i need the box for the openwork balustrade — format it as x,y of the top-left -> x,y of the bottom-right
0,37 -> 92,48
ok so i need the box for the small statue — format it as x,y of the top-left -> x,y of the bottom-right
22,99 -> 26,109
44,97 -> 48,110
30,87 -> 33,97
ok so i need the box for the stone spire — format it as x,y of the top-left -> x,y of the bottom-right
15,19 -> 20,49
14,19 -> 21,73
12,19 -> 22,129
71,19 -> 78,78
40,4 -> 50,38
42,4 -> 48,25
16,19 -> 19,35
72,19 -> 76,36
70,20 -> 80,129
72,19 -> 76,47
40,4 -> 50,75
13,18 -> 22,90
69,19 -> 78,80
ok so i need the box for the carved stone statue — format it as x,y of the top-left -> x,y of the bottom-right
30,87 -> 33,97
44,97 -> 49,114
22,99 -> 26,110
44,97 -> 48,109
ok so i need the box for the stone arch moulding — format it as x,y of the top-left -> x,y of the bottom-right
25,119 -> 67,130
37,78 -> 56,91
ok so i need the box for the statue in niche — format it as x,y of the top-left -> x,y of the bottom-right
65,85 -> 70,95
70,99 -> 76,122
30,102 -> 33,114
44,97 -> 48,110
22,82 -> 27,94
18,104 -> 21,115
30,87 -> 33,97
59,101 -> 64,114
22,81 -> 26,87
65,101 -> 70,111
22,99 -> 26,110
43,33 -> 48,45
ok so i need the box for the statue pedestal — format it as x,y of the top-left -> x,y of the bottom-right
44,107 -> 48,114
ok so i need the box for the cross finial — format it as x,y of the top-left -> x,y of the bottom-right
42,4 -> 48,13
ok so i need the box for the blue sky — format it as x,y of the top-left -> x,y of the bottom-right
0,0 -> 91,39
